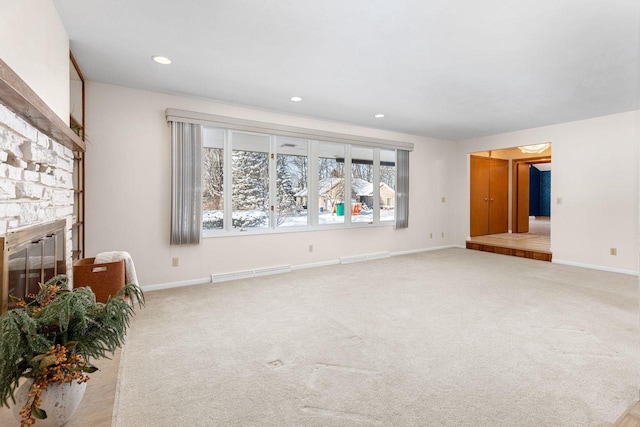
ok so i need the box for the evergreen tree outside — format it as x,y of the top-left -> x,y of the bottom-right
276,155 -> 298,225
232,149 -> 269,228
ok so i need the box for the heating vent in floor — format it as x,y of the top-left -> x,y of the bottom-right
340,252 -> 391,264
211,265 -> 291,283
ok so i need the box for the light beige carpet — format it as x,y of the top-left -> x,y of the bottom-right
113,248 -> 638,426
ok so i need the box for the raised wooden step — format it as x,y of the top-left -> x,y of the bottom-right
466,240 -> 552,262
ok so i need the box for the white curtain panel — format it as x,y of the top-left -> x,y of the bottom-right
395,149 -> 409,229
170,121 -> 203,245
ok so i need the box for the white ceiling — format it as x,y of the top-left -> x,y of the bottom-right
53,0 -> 640,140
532,163 -> 551,172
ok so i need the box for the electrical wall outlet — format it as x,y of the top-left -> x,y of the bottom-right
441,232 -> 445,238
172,257 -> 179,267
557,197 -> 563,205
430,233 -> 433,239
441,197 -> 446,203
610,248 -> 617,256
308,244 -> 313,253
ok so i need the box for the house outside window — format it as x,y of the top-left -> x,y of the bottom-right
351,146 -> 374,224
201,127 -> 398,237
317,142 -> 345,224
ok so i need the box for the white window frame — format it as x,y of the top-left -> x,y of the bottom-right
202,135 -> 398,237
274,136 -> 311,230
172,109 -> 411,238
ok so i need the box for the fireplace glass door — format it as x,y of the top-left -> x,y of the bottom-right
3,222 -> 66,311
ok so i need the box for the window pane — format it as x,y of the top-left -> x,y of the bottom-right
232,132 -> 270,229
203,128 -> 224,230
380,149 -> 396,222
277,137 -> 308,227
318,143 -> 345,224
351,147 -> 374,223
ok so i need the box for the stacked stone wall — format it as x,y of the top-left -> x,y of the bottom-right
0,103 -> 75,273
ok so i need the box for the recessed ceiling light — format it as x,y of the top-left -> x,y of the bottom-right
374,113 -> 385,118
290,96 -> 303,102
152,56 -> 172,65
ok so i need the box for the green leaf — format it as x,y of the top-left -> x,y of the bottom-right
32,404 -> 47,419
64,341 -> 79,351
0,273 -> 145,408
31,354 -> 47,363
80,365 -> 98,373
39,355 -> 57,369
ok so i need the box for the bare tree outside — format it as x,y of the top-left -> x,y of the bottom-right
203,147 -> 224,210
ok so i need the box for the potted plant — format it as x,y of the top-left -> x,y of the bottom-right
0,274 -> 144,426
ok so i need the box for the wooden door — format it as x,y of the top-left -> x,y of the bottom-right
514,162 -> 530,233
470,156 -> 490,237
488,158 -> 509,234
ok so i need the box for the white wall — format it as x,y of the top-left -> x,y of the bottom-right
454,110 -> 640,274
0,0 -> 69,123
85,82 -> 456,286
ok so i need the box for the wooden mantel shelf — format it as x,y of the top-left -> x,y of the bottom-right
0,58 -> 85,152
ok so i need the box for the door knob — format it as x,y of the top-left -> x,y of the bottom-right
484,198 -> 488,201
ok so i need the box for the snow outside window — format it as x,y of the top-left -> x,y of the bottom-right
277,137 -> 309,227
351,147 -> 374,224
317,143 -> 346,225
380,149 -> 396,223
231,132 -> 270,230
201,126 -> 399,236
202,128 -> 225,230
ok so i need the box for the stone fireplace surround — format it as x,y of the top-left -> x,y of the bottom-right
0,102 -> 75,234
0,103 -> 75,308
0,58 -> 85,311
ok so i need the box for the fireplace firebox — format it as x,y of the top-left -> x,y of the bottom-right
0,220 -> 67,313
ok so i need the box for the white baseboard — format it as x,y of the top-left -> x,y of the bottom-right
291,259 -> 340,271
142,265 -> 294,292
391,245 -> 456,257
141,277 -> 211,292
211,265 -> 291,283
340,251 -> 390,264
552,259 -> 639,276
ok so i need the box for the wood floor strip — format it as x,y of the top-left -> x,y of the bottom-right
613,400 -> 640,427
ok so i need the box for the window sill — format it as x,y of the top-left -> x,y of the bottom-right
202,220 -> 395,238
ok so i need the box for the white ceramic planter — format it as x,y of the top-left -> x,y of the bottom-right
11,379 -> 87,427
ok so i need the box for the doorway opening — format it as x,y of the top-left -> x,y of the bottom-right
467,144 -> 552,261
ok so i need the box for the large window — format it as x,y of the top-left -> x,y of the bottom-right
201,127 -> 399,236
